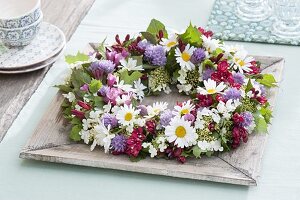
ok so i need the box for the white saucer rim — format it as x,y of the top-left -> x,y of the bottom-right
0,22 -> 66,70
0,44 -> 65,74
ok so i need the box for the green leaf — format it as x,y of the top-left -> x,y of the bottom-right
245,79 -> 254,93
71,117 -> 82,126
97,37 -> 107,58
146,19 -> 168,38
180,22 -> 202,47
89,79 -> 102,94
71,69 -> 92,88
142,64 -> 159,69
257,74 -> 277,88
119,70 -> 143,84
93,96 -> 104,108
206,151 -> 214,157
70,125 -> 82,141
131,56 -> 143,66
192,146 -> 202,158
260,105 -> 273,123
56,84 -> 72,93
65,51 -> 89,64
202,59 -> 215,69
254,113 -> 268,133
140,31 -> 157,44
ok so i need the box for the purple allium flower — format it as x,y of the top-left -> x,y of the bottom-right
160,110 -> 174,127
137,40 -> 151,51
98,60 -> 115,74
102,113 -> 118,128
137,105 -> 148,116
202,68 -> 215,81
144,45 -> 167,66
111,135 -> 127,153
233,72 -> 245,85
89,62 -> 103,79
191,48 -> 206,64
183,113 -> 195,123
240,112 -> 254,127
98,85 -> 110,97
80,84 -> 89,92
223,88 -> 241,101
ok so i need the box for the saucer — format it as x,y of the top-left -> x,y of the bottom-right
0,22 -> 65,70
0,44 -> 65,74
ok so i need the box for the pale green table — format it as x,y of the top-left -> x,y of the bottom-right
0,0 -> 299,199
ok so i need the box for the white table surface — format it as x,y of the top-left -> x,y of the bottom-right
1,0 -> 300,199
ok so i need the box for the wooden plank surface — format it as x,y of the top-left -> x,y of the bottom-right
19,43 -> 284,186
0,0 -> 95,142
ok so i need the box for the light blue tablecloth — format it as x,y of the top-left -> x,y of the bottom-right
0,0 -> 299,199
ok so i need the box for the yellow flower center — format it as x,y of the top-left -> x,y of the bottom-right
175,126 -> 187,138
167,41 -> 176,48
181,109 -> 189,115
181,52 -> 191,62
238,60 -> 245,67
124,112 -> 133,121
207,89 -> 216,94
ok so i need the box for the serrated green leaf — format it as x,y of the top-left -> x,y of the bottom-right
192,146 -> 202,158
140,31 -> 157,44
257,74 -> 277,88
260,106 -> 273,123
70,125 -> 82,141
254,113 -> 268,133
89,79 -> 102,94
71,69 -> 92,88
65,52 -> 89,64
119,70 -> 143,84
71,117 -> 82,125
202,59 -> 215,69
146,19 -> 168,38
180,23 -> 202,47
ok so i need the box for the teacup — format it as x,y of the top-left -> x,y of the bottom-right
0,13 -> 43,47
0,0 -> 42,29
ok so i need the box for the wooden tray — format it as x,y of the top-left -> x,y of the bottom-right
19,43 -> 284,186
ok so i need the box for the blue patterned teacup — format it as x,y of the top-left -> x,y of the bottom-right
0,13 -> 43,47
0,0 -> 41,29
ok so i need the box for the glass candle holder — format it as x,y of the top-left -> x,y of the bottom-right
236,0 -> 272,22
272,0 -> 300,39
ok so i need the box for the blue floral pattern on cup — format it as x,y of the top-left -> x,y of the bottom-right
0,7 -> 41,29
0,14 -> 42,46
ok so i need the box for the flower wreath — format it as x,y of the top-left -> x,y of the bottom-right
58,19 -> 277,163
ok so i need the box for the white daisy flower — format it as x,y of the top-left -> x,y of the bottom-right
160,34 -> 178,51
165,117 -> 197,148
119,58 -> 144,71
62,92 -> 76,102
173,100 -> 195,116
134,79 -> 147,100
197,79 -> 226,95
233,49 -> 254,73
202,35 -> 221,53
116,104 -> 140,128
175,44 -> 196,71
146,102 -> 168,118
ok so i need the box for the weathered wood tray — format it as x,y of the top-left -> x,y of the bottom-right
19,43 -> 284,186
